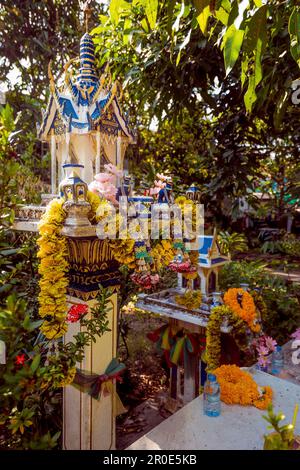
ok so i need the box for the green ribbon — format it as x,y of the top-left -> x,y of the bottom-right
72,357 -> 125,400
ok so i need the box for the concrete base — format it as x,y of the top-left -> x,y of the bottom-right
127,370 -> 300,450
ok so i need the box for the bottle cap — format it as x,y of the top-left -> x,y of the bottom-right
207,373 -> 216,382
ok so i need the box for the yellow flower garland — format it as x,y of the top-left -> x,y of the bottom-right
37,192 -> 105,340
214,364 -> 273,410
151,239 -> 175,271
205,304 -> 258,372
223,288 -> 260,333
175,290 -> 202,309
37,198 -> 69,339
37,191 -> 176,339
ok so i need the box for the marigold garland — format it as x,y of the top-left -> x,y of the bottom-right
37,198 -> 69,340
37,192 -> 177,338
205,305 -> 253,372
214,364 -> 273,410
223,288 -> 260,333
37,192 -> 104,340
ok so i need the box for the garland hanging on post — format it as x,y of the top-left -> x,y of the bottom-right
37,198 -> 69,339
223,288 -> 261,333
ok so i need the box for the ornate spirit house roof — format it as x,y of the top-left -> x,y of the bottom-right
198,233 -> 229,268
39,32 -> 134,142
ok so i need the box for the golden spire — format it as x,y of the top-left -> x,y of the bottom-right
80,1 -> 93,33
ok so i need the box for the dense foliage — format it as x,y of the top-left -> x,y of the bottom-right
0,0 -> 300,450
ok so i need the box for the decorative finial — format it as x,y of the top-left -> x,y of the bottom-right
80,0 -> 93,33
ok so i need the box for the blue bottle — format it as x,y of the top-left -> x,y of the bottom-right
203,373 -> 221,417
271,345 -> 284,376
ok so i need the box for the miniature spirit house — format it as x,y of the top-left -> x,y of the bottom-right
38,32 -> 134,193
198,232 -> 229,296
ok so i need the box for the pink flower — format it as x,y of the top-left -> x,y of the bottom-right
88,180 -> 118,202
150,274 -> 160,285
264,335 -> 277,351
258,355 -> 269,367
156,173 -> 172,182
88,180 -> 100,194
94,172 -> 114,184
291,328 -> 300,340
149,187 -> 160,196
257,345 -> 269,356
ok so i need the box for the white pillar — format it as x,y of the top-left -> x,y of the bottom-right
65,132 -> 71,163
177,273 -> 183,289
50,130 -> 56,194
63,294 -> 118,450
95,128 -> 101,175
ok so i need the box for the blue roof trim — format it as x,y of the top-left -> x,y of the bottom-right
198,236 -> 213,255
211,257 -> 228,264
58,97 -> 79,119
199,258 -> 209,264
71,121 -> 89,129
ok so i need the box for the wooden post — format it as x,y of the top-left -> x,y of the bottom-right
63,237 -> 120,450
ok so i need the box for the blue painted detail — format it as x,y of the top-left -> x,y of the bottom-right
199,258 -> 209,265
187,184 -> 200,193
58,97 -> 79,119
63,163 -> 84,169
211,257 -> 228,264
90,105 -> 100,121
134,241 -> 145,247
71,121 -> 89,129
198,236 -> 213,255
80,53 -> 95,60
128,197 -> 153,203
113,97 -> 134,138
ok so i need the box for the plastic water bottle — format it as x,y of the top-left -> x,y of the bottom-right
203,373 -> 221,417
271,345 -> 284,376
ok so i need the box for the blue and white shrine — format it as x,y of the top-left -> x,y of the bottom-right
197,232 -> 229,295
38,31 -> 134,192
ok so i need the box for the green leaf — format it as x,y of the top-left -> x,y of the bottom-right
273,89 -> 289,130
167,0 -> 177,34
243,5 -> 268,113
215,0 -> 231,25
0,248 -> 19,256
30,354 -> 41,373
234,0 -> 249,29
123,18 -> 132,44
222,24 -> 245,75
194,0 -> 211,35
109,0 -> 130,25
289,6 -> 300,66
27,319 -> 43,332
173,1 -> 185,32
22,315 -> 30,330
176,28 -> 192,65
142,0 -> 158,29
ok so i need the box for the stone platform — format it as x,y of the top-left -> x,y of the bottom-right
127,370 -> 300,450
